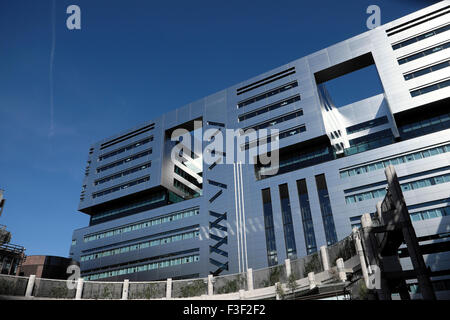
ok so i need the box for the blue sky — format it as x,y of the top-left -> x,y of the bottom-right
0,0 -> 437,257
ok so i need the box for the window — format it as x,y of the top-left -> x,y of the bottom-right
410,79 -> 450,97
261,188 -> 278,266
239,94 -> 300,121
238,81 -> 298,108
393,24 -> 450,50
296,179 -> 317,254
278,184 -> 297,259
315,174 -> 337,246
398,41 -> 450,65
346,116 -> 389,135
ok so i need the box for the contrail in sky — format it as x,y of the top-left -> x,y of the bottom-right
49,0 -> 56,137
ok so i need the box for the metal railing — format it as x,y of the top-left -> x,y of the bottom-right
0,233 -> 359,300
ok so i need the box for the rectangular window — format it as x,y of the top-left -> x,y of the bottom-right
346,116 -> 389,135
296,179 -> 317,254
278,184 -> 297,259
315,174 -> 337,246
262,188 -> 278,266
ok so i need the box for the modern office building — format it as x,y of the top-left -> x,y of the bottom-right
70,2 -> 450,283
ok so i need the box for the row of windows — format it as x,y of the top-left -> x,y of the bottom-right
279,184 -> 297,259
174,165 -> 202,189
399,112 -> 450,140
344,130 -> 394,156
91,191 -> 167,222
97,149 -> 152,173
401,172 -> 450,192
173,179 -> 201,198
242,125 -> 306,151
345,172 -> 450,204
98,137 -> 153,162
297,179 -> 317,254
245,110 -> 303,133
238,95 -> 301,122
398,41 -> 450,65
404,60 -> 450,80
411,206 -> 450,221
86,208 -> 199,241
92,176 -> 150,199
94,162 -> 151,186
346,116 -> 388,135
100,124 -> 154,150
237,81 -> 298,108
393,23 -> 450,50
340,143 -> 450,178
81,230 -> 200,262
258,146 -> 332,177
410,78 -> 450,97
83,254 -> 200,281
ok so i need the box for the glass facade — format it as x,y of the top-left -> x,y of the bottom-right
238,95 -> 301,122
346,172 -> 450,204
278,184 -> 297,259
315,174 -> 337,246
410,78 -> 450,97
81,230 -> 200,262
346,116 -> 388,135
404,60 -> 450,81
393,24 -> 450,50
84,254 -> 200,281
398,41 -> 450,65
86,207 -> 200,242
92,176 -> 150,199
238,81 -> 298,108
261,188 -> 278,266
296,179 -> 317,254
340,143 -> 450,179
410,206 -> 450,221
344,129 -> 395,156
98,136 -> 153,161
97,149 -> 152,173
399,112 -> 450,140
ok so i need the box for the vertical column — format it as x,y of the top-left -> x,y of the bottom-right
308,272 -> 316,289
25,275 -> 35,297
166,278 -> 172,299
353,227 -> 370,288
208,275 -> 213,296
336,258 -> 346,281
247,268 -> 254,291
122,279 -> 129,300
320,246 -> 330,271
285,259 -> 291,278
75,278 -> 84,300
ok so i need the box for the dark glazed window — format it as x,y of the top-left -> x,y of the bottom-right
296,179 -> 317,254
315,174 -> 337,246
262,188 -> 278,266
278,184 -> 297,259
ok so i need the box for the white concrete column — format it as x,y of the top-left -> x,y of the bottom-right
246,268 -> 254,291
239,289 -> 245,300
166,278 -> 172,299
320,246 -> 330,271
336,258 -> 347,281
25,275 -> 35,297
285,259 -> 291,278
308,272 -> 316,289
208,274 -> 213,296
361,213 -> 374,274
275,282 -> 281,300
353,227 -> 370,288
122,279 -> 129,300
75,278 -> 84,300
